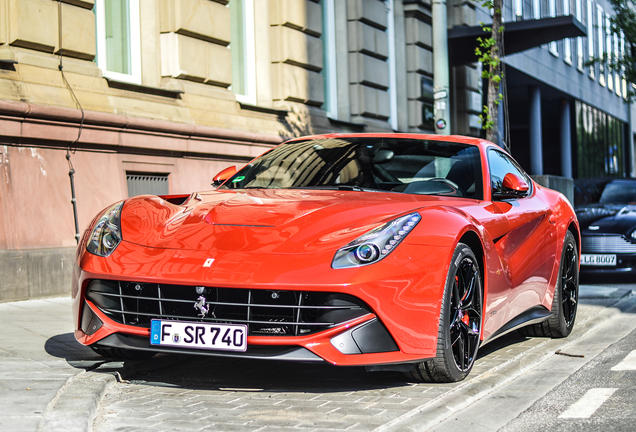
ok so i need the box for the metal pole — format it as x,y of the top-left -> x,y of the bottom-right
432,0 -> 450,134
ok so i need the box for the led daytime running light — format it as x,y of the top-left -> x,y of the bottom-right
332,213 -> 421,269
86,202 -> 124,257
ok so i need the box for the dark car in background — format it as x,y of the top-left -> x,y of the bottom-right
575,178 -> 636,276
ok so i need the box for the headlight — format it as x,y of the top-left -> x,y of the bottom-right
332,213 -> 421,269
86,202 -> 124,257
631,229 -> 636,241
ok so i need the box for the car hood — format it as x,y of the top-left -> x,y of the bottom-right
120,189 -> 462,253
577,204 -> 636,235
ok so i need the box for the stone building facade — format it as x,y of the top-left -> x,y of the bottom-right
0,0 -> 632,301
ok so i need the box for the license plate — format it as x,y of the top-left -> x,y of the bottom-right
150,320 -> 247,352
581,254 -> 617,266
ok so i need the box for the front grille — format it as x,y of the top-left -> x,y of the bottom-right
582,234 -> 636,254
86,280 -> 370,336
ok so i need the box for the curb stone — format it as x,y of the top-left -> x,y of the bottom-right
39,371 -> 116,432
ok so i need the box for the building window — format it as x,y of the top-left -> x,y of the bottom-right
563,0 -> 572,64
533,0 -> 541,19
575,101 -> 625,178
620,32 -> 627,98
514,0 -> 523,20
576,0 -> 584,71
230,0 -> 256,104
549,0 -> 558,56
387,0 -> 398,131
597,5 -> 605,86
95,0 -> 141,84
606,16 -> 613,91
614,32 -> 621,96
126,173 -> 169,197
587,0 -> 595,79
322,0 -> 338,119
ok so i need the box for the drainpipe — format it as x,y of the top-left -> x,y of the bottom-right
432,0 -> 450,134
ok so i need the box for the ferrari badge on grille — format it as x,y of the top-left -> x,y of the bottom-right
194,295 -> 209,318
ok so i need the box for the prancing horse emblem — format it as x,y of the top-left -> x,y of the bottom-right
194,295 -> 209,318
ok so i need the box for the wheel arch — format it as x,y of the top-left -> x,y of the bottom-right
567,221 -> 581,257
458,229 -> 485,293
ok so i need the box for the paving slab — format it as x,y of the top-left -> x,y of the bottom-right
0,297 -> 106,432
0,283 -> 634,432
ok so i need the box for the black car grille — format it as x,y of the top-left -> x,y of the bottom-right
86,280 -> 371,336
582,234 -> 636,254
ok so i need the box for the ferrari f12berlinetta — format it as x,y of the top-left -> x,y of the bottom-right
72,134 -> 580,382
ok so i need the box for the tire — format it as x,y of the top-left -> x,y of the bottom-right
91,346 -> 156,360
406,243 -> 483,383
519,230 -> 579,338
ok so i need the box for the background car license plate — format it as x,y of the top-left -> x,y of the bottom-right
150,320 -> 247,352
580,254 -> 616,266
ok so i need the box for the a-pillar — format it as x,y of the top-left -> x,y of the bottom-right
560,99 -> 573,178
529,86 -> 543,175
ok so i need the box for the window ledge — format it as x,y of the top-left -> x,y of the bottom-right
105,78 -> 184,99
238,102 -> 288,118
0,59 -> 17,71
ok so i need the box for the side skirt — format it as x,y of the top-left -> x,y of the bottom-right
481,305 -> 551,346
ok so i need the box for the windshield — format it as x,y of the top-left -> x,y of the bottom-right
220,137 -> 483,199
599,180 -> 636,204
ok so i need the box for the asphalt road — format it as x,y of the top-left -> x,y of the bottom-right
499,318 -> 636,432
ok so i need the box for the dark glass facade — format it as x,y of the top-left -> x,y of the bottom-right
575,101 -> 626,178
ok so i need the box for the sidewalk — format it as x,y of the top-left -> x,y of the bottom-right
0,297 -> 108,432
0,285 -> 633,432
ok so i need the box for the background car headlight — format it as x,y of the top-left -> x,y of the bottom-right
332,212 -> 421,269
87,202 -> 124,257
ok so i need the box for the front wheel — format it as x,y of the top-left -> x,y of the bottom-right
406,243 -> 483,383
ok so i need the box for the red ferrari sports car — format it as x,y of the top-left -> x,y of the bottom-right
72,133 -> 580,383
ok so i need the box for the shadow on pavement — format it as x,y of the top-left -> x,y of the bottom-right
44,333 -> 105,369
43,329 -> 539,394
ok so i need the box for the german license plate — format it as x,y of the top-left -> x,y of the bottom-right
150,320 -> 247,352
580,254 -> 617,266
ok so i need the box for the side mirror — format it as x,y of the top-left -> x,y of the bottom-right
212,166 -> 237,187
493,173 -> 529,200
502,173 -> 529,193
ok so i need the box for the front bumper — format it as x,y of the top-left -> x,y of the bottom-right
580,253 -> 636,275
72,241 -> 452,366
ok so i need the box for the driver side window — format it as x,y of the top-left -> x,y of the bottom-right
488,149 -> 529,198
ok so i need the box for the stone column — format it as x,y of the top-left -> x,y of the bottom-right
529,86 -> 543,175
560,99 -> 573,178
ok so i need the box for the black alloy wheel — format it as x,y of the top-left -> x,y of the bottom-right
561,238 -> 578,329
407,242 -> 483,383
518,230 -> 579,338
449,254 -> 482,373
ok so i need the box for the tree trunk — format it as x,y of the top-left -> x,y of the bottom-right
486,0 -> 503,144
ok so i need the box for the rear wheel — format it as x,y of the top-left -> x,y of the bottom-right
519,230 -> 578,338
406,243 -> 483,383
